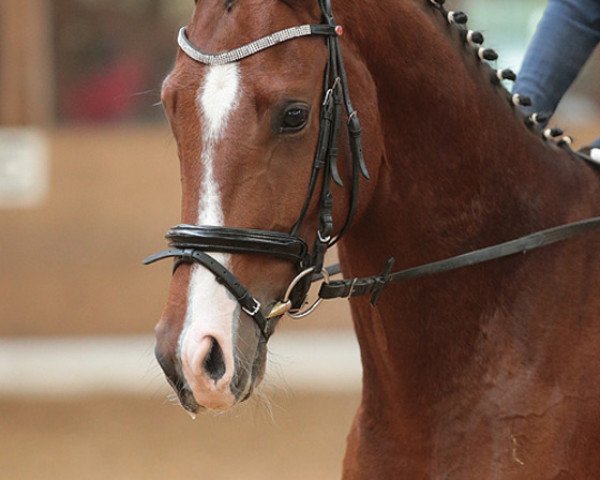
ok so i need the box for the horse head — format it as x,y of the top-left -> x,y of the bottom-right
151,0 -> 382,413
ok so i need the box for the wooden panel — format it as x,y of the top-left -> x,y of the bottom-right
0,0 -> 54,125
0,126 -> 352,336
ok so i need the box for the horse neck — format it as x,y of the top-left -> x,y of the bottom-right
337,1 -> 599,413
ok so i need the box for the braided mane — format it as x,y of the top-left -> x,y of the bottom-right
428,0 -> 575,150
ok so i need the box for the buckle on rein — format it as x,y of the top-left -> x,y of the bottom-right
267,267 -> 331,319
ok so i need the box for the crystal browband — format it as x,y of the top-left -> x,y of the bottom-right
177,24 -> 337,66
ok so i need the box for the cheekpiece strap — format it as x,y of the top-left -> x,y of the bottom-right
178,24 -> 337,66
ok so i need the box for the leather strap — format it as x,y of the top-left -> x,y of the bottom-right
166,225 -> 308,264
310,25 -> 337,36
319,216 -> 600,303
144,249 -> 272,340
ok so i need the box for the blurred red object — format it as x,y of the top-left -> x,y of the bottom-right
65,54 -> 147,122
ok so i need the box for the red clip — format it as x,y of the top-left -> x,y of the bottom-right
335,25 -> 344,36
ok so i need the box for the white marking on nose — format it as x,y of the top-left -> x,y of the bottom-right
179,63 -> 242,408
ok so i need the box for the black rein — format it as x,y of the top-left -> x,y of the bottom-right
319,216 -> 600,304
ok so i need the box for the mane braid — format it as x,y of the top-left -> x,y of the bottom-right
427,0 -> 576,153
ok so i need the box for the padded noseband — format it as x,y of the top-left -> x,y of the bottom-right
166,225 -> 309,264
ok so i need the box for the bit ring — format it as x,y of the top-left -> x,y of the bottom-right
285,267 -> 330,319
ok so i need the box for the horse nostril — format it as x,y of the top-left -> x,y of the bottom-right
203,337 -> 226,381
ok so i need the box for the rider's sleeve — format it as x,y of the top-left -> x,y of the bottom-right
513,0 -> 600,124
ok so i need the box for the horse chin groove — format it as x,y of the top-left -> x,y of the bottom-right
178,387 -> 201,415
240,385 -> 255,403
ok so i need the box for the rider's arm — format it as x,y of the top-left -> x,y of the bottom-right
513,0 -> 600,123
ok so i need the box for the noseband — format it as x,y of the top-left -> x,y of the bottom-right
146,0 -> 600,342
145,0 -> 369,340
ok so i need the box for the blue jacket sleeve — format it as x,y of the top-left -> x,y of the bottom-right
513,0 -> 600,119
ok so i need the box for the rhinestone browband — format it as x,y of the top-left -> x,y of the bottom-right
177,24 -> 336,66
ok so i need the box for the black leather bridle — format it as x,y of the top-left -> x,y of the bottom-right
146,0 -> 368,340
146,0 -> 600,341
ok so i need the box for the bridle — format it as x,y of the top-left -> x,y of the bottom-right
146,0 -> 600,342
145,0 -> 368,340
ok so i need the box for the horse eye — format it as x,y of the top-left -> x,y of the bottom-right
281,105 -> 310,132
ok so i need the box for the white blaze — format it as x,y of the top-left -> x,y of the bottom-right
197,63 -> 240,225
179,63 -> 242,409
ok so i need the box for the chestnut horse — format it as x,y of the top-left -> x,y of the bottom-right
150,0 -> 600,477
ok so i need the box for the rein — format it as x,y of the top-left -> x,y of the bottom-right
145,0 -> 600,341
317,216 -> 600,304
